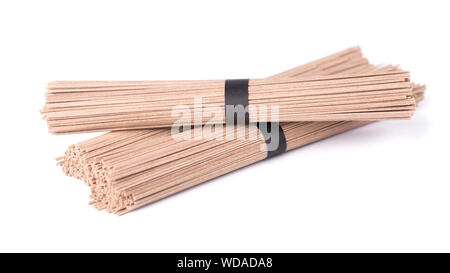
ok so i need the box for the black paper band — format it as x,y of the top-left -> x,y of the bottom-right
225,79 -> 249,125
257,122 -> 287,159
224,79 -> 285,158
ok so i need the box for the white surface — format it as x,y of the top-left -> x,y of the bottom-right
0,0 -> 448,252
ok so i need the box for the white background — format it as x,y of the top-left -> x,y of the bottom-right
0,0 -> 448,252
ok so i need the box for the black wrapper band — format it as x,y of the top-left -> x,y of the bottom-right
224,79 -> 286,158
225,79 -> 249,125
257,122 -> 287,159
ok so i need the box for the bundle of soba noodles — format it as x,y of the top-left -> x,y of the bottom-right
41,48 -> 415,134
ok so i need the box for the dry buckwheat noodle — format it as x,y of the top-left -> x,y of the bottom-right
42,49 -> 416,134
57,47 -> 425,215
